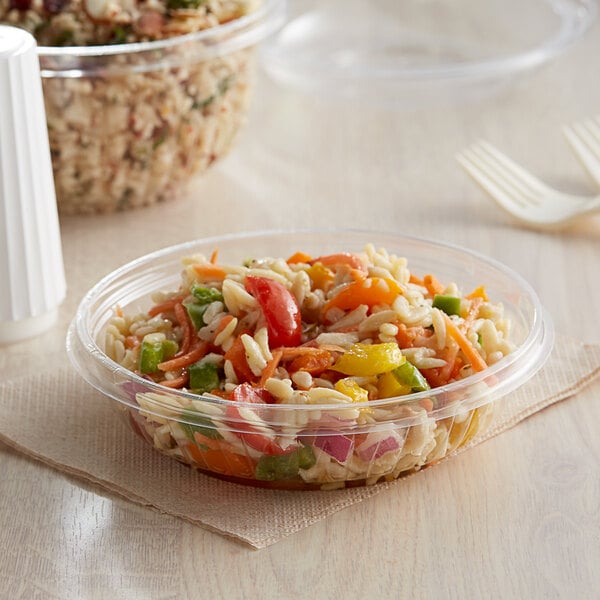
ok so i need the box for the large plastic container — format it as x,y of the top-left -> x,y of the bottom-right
28,0 -> 285,214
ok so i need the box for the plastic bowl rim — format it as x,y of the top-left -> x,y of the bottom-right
37,0 -> 285,58
67,227 -> 553,417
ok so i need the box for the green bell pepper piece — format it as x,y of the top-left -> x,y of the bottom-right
432,294 -> 461,316
185,283 -> 225,330
139,336 -> 179,374
184,301 -> 210,330
189,361 -> 220,394
392,361 -> 430,392
180,410 -> 222,441
255,445 -> 316,481
190,282 -> 223,305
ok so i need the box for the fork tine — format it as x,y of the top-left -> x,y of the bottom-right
457,147 -> 534,218
563,116 -> 600,187
458,142 -> 549,210
473,142 -> 552,199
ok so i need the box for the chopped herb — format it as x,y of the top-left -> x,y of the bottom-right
217,75 -> 233,96
54,29 -> 74,46
192,96 -> 215,110
109,25 -> 131,45
152,125 -> 170,149
191,75 -> 235,111
167,0 -> 207,10
117,187 -> 135,211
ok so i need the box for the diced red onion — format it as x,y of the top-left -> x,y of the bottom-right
356,431 -> 402,462
314,432 -> 354,463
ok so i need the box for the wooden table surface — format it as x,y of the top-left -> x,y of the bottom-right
1,11 -> 600,600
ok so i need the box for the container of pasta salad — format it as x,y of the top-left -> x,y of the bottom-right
67,230 -> 553,490
0,0 -> 284,214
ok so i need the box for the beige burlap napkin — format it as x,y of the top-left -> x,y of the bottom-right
0,334 -> 599,549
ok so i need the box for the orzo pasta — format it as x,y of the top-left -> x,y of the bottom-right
104,244 -> 515,489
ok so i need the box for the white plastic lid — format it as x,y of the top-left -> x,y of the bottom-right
0,25 -> 66,344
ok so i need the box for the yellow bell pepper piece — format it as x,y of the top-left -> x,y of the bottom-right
331,343 -> 404,377
307,262 -> 334,291
377,371 -> 412,399
334,378 -> 370,403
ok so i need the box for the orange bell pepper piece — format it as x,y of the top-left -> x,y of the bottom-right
323,277 -> 402,315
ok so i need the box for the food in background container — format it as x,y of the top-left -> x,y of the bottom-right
0,0 -> 283,214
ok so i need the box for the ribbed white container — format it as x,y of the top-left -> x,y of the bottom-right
0,25 -> 66,345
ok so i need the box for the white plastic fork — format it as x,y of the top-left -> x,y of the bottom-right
563,115 -> 600,188
456,141 -> 600,229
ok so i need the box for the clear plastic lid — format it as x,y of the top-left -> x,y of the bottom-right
260,0 -> 596,102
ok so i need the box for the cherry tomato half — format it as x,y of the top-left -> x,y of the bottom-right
226,383 -> 293,456
245,276 -> 302,349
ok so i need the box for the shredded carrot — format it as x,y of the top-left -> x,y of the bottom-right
223,332 -> 256,383
259,348 -> 283,386
148,297 -> 181,318
409,273 -> 424,286
436,342 -> 460,383
174,302 -> 193,355
287,251 -> 313,264
193,431 -> 221,450
450,356 -> 465,379
125,336 -> 140,350
423,274 -> 445,296
209,248 -> 219,264
461,297 -> 483,332
115,305 -> 124,318
158,340 -> 208,371
161,373 -> 190,388
442,313 -> 488,372
213,314 -> 235,342
466,285 -> 489,302
396,323 -> 431,349
193,263 -> 227,281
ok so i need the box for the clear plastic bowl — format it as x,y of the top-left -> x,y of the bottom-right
261,0 -> 596,102
35,0 -> 285,215
67,230 -> 554,490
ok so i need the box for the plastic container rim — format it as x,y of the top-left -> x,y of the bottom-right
67,228 -> 554,421
37,0 -> 286,76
